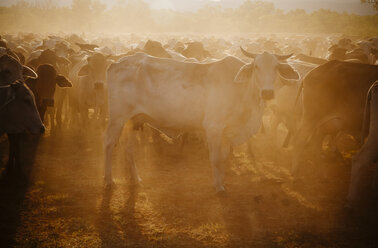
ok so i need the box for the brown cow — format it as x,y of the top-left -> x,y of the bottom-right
292,60 -> 378,176
1,52 -> 43,170
0,82 -> 44,170
26,64 -> 72,125
347,80 -> 378,207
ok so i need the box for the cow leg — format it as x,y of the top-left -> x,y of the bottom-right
58,90 -> 69,129
7,134 -> 21,171
291,119 -> 314,177
55,96 -> 63,129
347,144 -> 376,206
49,108 -> 56,135
206,129 -> 230,193
269,114 -> 281,139
14,134 -> 22,170
104,116 -> 128,185
79,104 -> 90,129
7,134 -> 15,169
125,123 -> 142,185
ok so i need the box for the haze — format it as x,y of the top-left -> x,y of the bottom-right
0,0 -> 376,14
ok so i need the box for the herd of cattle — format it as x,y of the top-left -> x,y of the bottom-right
0,33 -> 377,209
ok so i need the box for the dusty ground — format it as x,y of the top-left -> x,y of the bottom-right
0,124 -> 377,248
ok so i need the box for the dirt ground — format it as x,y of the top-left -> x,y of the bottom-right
0,124 -> 377,248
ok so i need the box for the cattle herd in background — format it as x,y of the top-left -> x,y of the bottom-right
0,32 -> 377,210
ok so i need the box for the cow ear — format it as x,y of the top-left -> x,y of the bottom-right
56,75 -> 72,87
23,65 -> 38,79
78,64 -> 90,76
278,63 -> 299,80
234,63 -> 254,83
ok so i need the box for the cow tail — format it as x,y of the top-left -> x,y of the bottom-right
361,82 -> 376,143
282,78 -> 304,148
294,78 -> 304,107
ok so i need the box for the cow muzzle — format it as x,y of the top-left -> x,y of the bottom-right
261,90 -> 274,100
42,99 -> 55,107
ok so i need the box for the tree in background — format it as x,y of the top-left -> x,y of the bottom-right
361,0 -> 378,10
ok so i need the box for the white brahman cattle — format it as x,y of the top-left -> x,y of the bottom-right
104,48 -> 299,192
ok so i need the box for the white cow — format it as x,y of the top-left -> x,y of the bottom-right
104,48 -> 299,192
269,60 -> 317,146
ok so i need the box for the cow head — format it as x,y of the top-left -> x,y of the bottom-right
26,64 -> 71,120
235,47 -> 299,101
327,45 -> 347,61
78,52 -> 110,88
40,49 -> 70,66
0,82 -> 45,135
0,54 -> 37,85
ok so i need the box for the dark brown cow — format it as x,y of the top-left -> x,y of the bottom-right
0,82 -> 44,135
27,49 -> 72,129
292,60 -> 378,175
1,52 -> 43,170
26,64 -> 72,122
27,49 -> 70,70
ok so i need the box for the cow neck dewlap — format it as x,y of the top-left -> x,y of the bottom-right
242,77 -> 262,108
235,81 -> 263,125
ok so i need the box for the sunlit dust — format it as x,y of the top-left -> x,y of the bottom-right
0,0 -> 377,248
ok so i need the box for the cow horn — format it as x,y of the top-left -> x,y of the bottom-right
240,47 -> 257,59
6,48 -> 20,62
275,54 -> 293,61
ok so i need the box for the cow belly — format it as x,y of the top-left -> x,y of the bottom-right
141,92 -> 205,129
110,82 -> 206,130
